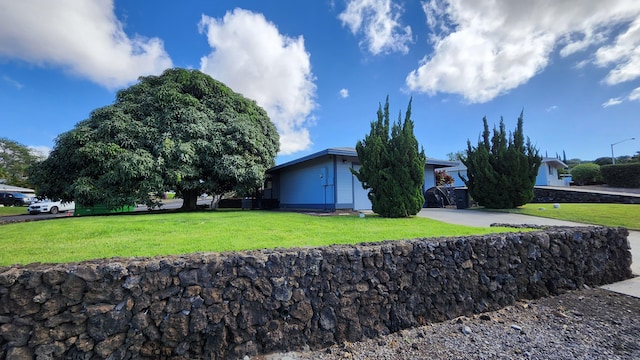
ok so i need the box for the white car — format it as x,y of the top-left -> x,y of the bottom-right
28,200 -> 75,214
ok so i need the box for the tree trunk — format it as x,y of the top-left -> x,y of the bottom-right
210,194 -> 222,209
181,189 -> 199,210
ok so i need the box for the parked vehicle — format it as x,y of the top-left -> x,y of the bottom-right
0,191 -> 36,206
28,200 -> 75,214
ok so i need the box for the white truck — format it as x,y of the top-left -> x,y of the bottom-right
27,200 -> 75,214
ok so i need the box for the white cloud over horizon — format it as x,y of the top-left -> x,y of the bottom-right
0,0 -> 173,89
339,88 -> 349,98
339,0 -> 412,55
406,0 -> 640,103
199,9 -> 317,155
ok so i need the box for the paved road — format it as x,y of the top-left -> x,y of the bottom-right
0,198 -> 213,223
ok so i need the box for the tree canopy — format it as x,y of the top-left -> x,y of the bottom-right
0,138 -> 42,188
461,112 -> 541,209
352,97 -> 426,218
29,68 -> 279,210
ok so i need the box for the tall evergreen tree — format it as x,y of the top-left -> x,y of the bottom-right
461,112 -> 541,209
352,97 -> 426,217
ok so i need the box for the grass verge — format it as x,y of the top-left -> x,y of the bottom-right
0,210 -> 518,266
0,206 -> 27,216
490,203 -> 640,230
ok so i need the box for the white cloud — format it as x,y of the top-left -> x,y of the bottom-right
199,9 -> 317,155
0,0 -> 172,89
602,97 -> 624,107
2,75 -> 24,89
595,17 -> 640,85
546,105 -> 558,112
339,0 -> 412,55
339,88 -> 349,98
407,0 -> 640,103
601,86 -> 640,106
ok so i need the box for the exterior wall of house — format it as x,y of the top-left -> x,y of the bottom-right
444,163 -> 567,188
269,156 -> 371,211
268,152 -> 454,211
277,156 -> 336,210
446,169 -> 467,187
536,162 -> 565,186
423,166 -> 436,191
536,163 -> 550,186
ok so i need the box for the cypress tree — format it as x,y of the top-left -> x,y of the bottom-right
353,97 -> 426,217
461,112 -> 541,209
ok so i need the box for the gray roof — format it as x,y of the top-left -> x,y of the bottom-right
268,147 -> 457,172
542,158 -> 568,168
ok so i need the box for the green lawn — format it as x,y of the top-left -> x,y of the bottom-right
0,210 -> 517,266
490,203 -> 640,230
0,206 -> 28,216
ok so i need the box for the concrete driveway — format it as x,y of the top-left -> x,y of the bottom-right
417,208 -> 640,297
418,208 -> 587,227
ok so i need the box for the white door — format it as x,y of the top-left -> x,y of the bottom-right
352,164 -> 372,210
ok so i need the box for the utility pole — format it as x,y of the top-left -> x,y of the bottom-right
611,137 -> 636,164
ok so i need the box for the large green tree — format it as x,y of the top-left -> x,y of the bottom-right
461,112 -> 541,209
0,138 -> 42,188
352,97 -> 426,218
29,68 -> 279,210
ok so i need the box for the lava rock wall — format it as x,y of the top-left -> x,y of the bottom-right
0,227 -> 632,359
533,187 -> 640,204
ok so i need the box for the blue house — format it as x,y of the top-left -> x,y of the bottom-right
263,147 -> 456,211
442,157 -> 569,187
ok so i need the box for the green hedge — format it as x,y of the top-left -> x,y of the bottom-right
571,163 -> 602,185
601,163 -> 640,188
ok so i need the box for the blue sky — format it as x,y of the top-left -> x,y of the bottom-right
1,0 -> 639,165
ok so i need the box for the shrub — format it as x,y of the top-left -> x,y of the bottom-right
601,163 -> 640,188
352,97 -> 426,218
461,113 -> 541,209
435,170 -> 455,186
571,163 -> 602,185
593,157 -> 613,166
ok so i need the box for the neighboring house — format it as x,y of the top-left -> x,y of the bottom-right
440,164 -> 467,188
536,158 -> 568,186
264,147 -> 457,211
442,157 -> 569,188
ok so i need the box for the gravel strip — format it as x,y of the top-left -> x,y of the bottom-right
254,287 -> 640,360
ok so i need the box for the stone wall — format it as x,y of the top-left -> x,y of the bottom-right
533,187 -> 640,204
0,227 -> 632,359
